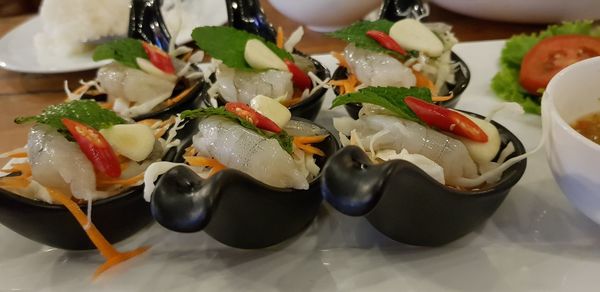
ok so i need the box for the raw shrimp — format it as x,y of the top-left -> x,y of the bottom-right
27,125 -> 105,201
333,114 -> 478,186
343,44 -> 416,88
215,64 -> 293,104
193,116 -> 309,189
96,63 -> 176,116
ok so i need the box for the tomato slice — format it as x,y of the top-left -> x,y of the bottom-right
520,35 -> 600,95
142,42 -> 176,74
404,96 -> 488,142
224,102 -> 282,133
62,118 -> 122,178
284,60 -> 312,91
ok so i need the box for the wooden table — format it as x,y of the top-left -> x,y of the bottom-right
0,1 -> 547,160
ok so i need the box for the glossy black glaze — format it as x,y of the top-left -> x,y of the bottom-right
225,0 -> 276,42
380,0 -> 428,21
321,113 -> 527,246
332,52 -> 470,119
201,54 -> 330,121
0,128 -> 182,250
129,0 -> 171,51
151,118 -> 340,249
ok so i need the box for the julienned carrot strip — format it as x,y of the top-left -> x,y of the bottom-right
7,152 -> 27,158
294,135 -> 328,144
331,51 -> 349,69
329,74 -> 358,95
276,26 -> 284,49
413,70 -> 437,95
296,144 -> 325,157
0,177 -> 30,189
163,85 -> 195,107
46,188 -> 148,279
137,119 -> 162,128
7,163 -> 32,177
100,102 -> 114,110
184,156 -> 226,176
432,94 -> 454,102
97,172 -> 144,187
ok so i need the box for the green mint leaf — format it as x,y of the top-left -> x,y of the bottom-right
191,26 -> 292,71
328,20 -> 405,58
92,38 -> 148,69
492,21 -> 600,115
180,107 -> 294,154
15,100 -> 127,136
331,86 -> 432,122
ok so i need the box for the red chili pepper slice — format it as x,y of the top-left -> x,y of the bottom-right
366,30 -> 407,56
61,118 -> 122,178
284,60 -> 312,91
404,96 -> 488,142
142,42 -> 176,74
225,102 -> 282,133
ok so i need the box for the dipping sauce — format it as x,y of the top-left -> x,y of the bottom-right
572,112 -> 600,145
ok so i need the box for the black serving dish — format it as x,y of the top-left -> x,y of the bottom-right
0,123 -> 182,250
321,112 -> 527,246
212,0 -> 330,121
151,118 -> 340,249
86,0 -> 206,121
331,0 -> 470,119
332,53 -> 470,119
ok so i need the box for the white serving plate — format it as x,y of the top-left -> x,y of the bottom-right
0,0 -> 226,74
2,40 -> 600,291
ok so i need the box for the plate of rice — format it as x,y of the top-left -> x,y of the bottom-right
0,0 -> 227,74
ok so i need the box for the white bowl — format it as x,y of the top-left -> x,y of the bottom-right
267,0 -> 381,32
542,57 -> 600,224
429,0 -> 600,24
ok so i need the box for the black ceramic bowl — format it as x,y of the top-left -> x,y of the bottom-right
201,54 -> 330,121
321,112 -> 527,246
331,52 -> 471,119
0,128 -> 182,250
150,118 -> 340,249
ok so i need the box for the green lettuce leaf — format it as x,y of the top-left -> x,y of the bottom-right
328,20 -> 408,58
180,107 -> 293,154
492,21 -> 600,114
15,100 -> 126,136
331,86 -> 432,122
191,26 -> 293,71
92,38 -> 148,69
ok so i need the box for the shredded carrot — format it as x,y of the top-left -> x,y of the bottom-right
97,172 -> 144,188
331,51 -> 349,69
184,156 -> 226,176
182,51 -> 193,62
413,70 -> 437,95
293,135 -> 328,157
0,176 -> 30,189
137,119 -> 161,128
73,84 -> 87,95
276,26 -> 284,49
6,163 -> 32,177
163,85 -> 195,107
280,97 -> 302,107
6,152 -> 27,158
432,94 -> 454,102
184,146 -> 197,157
46,188 -> 148,280
100,102 -> 114,110
329,73 -> 358,95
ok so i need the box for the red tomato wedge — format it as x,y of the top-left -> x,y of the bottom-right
142,42 -> 176,74
284,60 -> 312,91
225,102 -> 282,133
62,118 -> 122,178
519,35 -> 600,95
404,97 -> 488,142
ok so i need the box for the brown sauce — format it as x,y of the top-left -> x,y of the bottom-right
572,112 -> 600,145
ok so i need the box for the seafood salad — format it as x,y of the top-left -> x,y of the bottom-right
192,26 -> 329,108
0,100 -> 183,277
144,97 -> 329,200
65,38 -> 204,119
331,87 -> 531,189
329,19 -> 458,101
